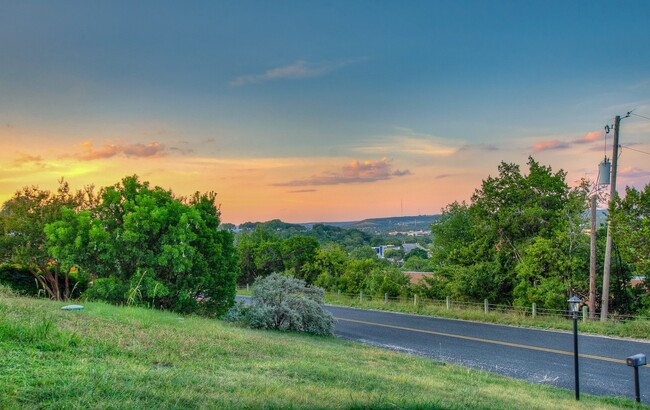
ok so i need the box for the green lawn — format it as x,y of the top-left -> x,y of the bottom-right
1,287 -> 645,409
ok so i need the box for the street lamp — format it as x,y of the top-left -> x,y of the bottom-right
568,296 -> 581,400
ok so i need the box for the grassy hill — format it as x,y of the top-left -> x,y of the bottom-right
0,286 -> 642,409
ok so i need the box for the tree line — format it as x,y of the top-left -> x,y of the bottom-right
1,157 -> 648,317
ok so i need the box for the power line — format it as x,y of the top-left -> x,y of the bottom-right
630,112 -> 650,121
621,145 -> 650,156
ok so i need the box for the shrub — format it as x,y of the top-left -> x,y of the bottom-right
226,273 -> 334,336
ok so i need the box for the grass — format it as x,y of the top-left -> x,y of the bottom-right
1,285 -> 646,409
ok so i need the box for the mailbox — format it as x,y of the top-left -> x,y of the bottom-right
626,353 -> 647,367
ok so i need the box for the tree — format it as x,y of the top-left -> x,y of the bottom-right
429,157 -> 589,305
611,184 -> 650,314
405,247 -> 429,261
46,176 -> 238,315
236,226 -> 283,285
402,256 -> 431,272
0,180 -> 90,300
307,244 -> 350,291
281,236 -> 319,283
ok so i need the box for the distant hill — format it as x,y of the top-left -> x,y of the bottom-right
229,215 -> 440,244
305,215 -> 440,235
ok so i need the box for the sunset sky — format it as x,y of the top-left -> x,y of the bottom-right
2,1 -> 650,224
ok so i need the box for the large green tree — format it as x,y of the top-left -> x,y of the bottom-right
46,176 -> 237,315
429,157 -> 590,308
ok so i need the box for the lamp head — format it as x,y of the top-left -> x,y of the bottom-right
568,296 -> 581,313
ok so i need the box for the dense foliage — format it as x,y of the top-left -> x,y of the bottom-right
422,158 -> 592,310
1,176 -> 237,316
611,184 -> 650,315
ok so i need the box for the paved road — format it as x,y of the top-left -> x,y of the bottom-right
328,304 -> 649,403
236,296 -> 649,402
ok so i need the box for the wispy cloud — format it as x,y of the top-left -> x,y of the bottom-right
68,141 -> 166,161
13,152 -> 44,168
230,59 -> 358,86
532,130 -> 604,152
458,143 -> 501,153
574,131 -> 604,144
275,157 -> 410,186
532,139 -> 570,151
619,166 -> 650,179
354,132 -> 459,157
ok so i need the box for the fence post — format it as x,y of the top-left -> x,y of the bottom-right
484,299 -> 489,314
532,303 -> 537,318
338,289 -> 341,297
385,293 -> 388,303
414,294 -> 417,306
360,291 -> 363,301
446,296 -> 451,310
246,284 -> 249,292
582,305 -> 588,323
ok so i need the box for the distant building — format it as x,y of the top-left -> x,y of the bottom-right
372,245 -> 399,258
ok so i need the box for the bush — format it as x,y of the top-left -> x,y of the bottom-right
226,273 -> 334,336
0,265 -> 38,296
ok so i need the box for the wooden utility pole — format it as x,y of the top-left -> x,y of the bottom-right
600,115 -> 621,321
589,195 -> 597,320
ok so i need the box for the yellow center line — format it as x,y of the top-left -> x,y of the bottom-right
335,317 -> 627,364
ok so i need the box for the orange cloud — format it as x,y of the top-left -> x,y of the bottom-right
13,152 -> 44,167
69,141 -> 166,160
532,140 -> 569,151
275,157 -> 411,186
575,131 -> 603,144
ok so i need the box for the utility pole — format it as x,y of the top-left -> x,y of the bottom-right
600,115 -> 621,321
589,195 -> 597,320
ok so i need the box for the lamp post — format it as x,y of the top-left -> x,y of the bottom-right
568,296 -> 581,400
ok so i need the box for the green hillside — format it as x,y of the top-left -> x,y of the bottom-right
0,286 -> 641,410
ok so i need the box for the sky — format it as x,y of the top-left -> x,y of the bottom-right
1,1 -> 650,224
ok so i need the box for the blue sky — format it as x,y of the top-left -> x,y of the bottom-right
2,1 -> 649,223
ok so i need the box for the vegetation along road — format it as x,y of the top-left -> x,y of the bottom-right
327,303 -> 649,403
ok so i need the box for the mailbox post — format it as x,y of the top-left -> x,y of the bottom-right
626,353 -> 646,403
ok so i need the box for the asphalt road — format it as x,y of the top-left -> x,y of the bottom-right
328,304 -> 649,403
236,296 -> 649,403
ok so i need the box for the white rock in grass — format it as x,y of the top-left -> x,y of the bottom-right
61,305 -> 84,311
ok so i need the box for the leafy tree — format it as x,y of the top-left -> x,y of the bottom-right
402,256 -> 431,272
0,180 -> 91,300
611,184 -> 650,314
281,236 -> 319,283
405,247 -> 429,260
383,248 -> 405,260
236,227 -> 283,285
308,244 -> 350,291
429,158 -> 589,305
366,266 -> 410,297
349,246 -> 378,260
46,176 -> 237,315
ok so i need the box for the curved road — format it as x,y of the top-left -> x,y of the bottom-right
328,304 -> 649,403
237,296 -> 649,403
